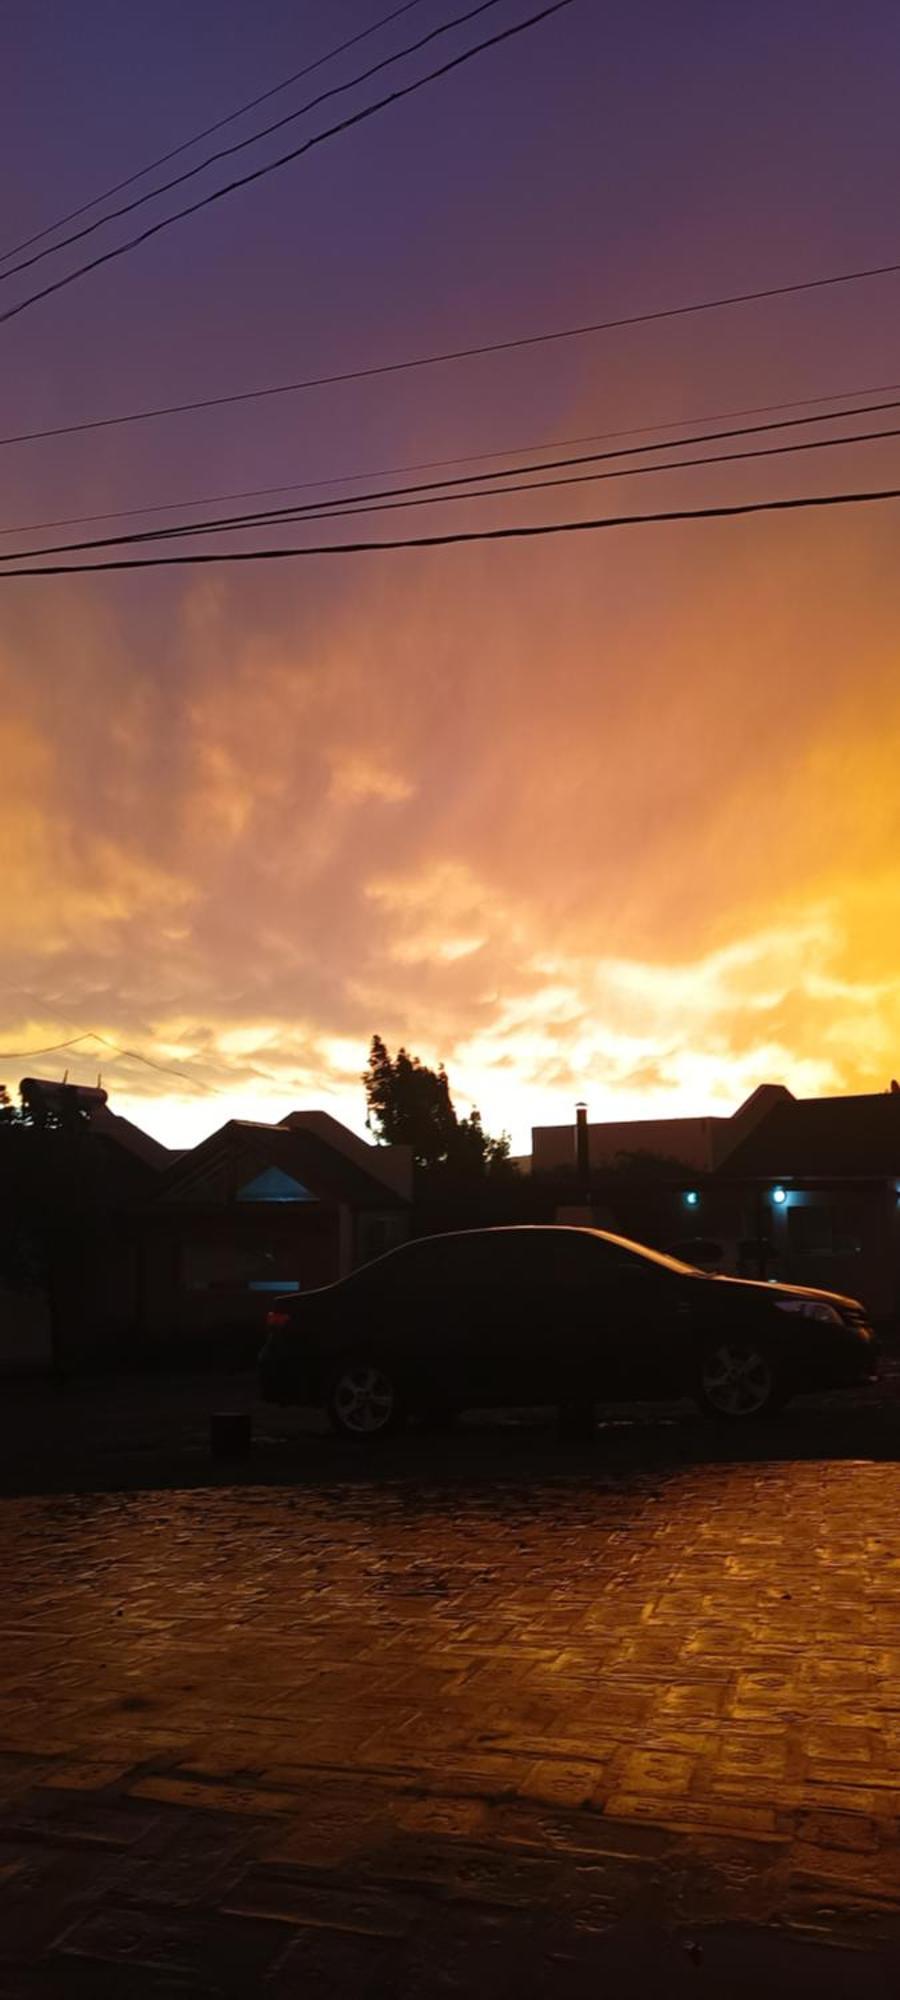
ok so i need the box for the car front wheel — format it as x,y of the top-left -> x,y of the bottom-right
327,1358 -> 405,1440
697,1337 -> 780,1420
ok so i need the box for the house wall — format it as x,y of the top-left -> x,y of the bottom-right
139,1207 -> 341,1344
355,1210 -> 409,1267
579,1181 -> 900,1319
765,1186 -> 899,1320
533,1115 -> 722,1174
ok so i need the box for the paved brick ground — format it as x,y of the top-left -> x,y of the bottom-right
2,1380 -> 900,1993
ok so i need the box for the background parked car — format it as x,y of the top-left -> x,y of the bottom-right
665,1236 -> 780,1280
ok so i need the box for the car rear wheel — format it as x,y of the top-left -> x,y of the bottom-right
697,1337 -> 779,1420
327,1358 -> 404,1440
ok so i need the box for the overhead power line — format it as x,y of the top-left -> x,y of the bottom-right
0,0 -> 577,329
3,484 -> 899,576
88,1034 -> 221,1092
6,410 -> 900,564
0,1036 -> 99,1059
1,0 -> 506,284
0,1029 -> 219,1091
0,2 -> 429,268
4,376 -> 900,541
5,260 -> 900,452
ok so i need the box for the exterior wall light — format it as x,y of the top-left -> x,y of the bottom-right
772,1185 -> 788,1205
684,1189 -> 700,1208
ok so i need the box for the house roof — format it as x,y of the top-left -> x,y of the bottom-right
718,1091 -> 900,1177
155,1117 -> 409,1210
91,1106 -> 175,1173
279,1110 -> 412,1200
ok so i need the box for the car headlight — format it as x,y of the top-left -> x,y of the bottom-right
775,1299 -> 843,1324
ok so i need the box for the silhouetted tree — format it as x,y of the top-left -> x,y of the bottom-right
363,1036 -> 513,1178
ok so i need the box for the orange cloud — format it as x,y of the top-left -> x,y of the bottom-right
1,471 -> 898,1150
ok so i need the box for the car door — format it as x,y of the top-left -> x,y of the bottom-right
445,1229 -> 555,1407
549,1230 -> 690,1399
366,1236 -> 465,1401
363,1232 -> 526,1406
365,1230 -> 570,1410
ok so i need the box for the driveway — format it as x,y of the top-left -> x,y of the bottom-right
1,1369 -> 899,1992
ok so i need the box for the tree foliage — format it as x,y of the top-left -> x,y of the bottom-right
363,1037 -> 513,1178
0,1082 -> 93,1132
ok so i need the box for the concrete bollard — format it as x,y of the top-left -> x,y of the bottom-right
210,1411 -> 252,1460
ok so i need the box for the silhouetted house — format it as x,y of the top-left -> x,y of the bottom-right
719,1089 -> 900,1178
712,1089 -> 900,1317
0,1079 -> 175,1369
137,1113 -> 411,1350
532,1084 -> 791,1176
1,1083 -> 412,1367
533,1085 -> 900,1320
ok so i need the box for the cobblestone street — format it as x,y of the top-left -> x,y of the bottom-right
2,1380 -> 900,1993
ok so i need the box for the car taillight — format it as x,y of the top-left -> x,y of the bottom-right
266,1309 -> 290,1331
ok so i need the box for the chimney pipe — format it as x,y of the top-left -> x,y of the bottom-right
575,1102 -> 590,1194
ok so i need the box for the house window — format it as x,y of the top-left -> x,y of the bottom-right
358,1215 -> 407,1265
236,1167 -> 315,1203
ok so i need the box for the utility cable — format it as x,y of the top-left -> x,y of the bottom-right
5,411 -> 900,563
0,1030 -> 219,1091
0,0 -> 506,283
5,378 -> 900,540
0,0 -> 577,328
0,1 -> 429,267
3,484 -> 899,576
4,268 -> 900,450
0,1036 -> 101,1060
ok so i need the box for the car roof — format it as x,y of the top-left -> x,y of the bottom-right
366,1224 -> 697,1277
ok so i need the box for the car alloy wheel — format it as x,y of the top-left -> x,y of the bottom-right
700,1339 -> 776,1419
330,1361 -> 399,1438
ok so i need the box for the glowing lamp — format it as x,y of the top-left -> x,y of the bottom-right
772,1185 -> 787,1206
683,1189 -> 700,1208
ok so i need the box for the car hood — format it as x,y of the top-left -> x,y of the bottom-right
704,1273 -> 864,1313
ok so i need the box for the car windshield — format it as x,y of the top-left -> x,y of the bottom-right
585,1229 -> 702,1277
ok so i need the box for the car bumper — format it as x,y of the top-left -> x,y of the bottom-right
794,1331 -> 879,1392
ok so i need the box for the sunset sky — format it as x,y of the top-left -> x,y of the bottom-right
3,0 -> 900,1152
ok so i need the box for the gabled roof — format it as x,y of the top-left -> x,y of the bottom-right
279,1110 -> 412,1200
718,1091 -> 900,1177
91,1106 -> 175,1173
154,1117 -> 409,1209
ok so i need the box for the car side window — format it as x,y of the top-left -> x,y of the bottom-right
378,1231 -> 553,1298
375,1239 -> 457,1297
553,1233 -> 640,1284
477,1233 -> 558,1287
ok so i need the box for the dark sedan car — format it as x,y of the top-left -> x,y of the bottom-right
258,1225 -> 877,1438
